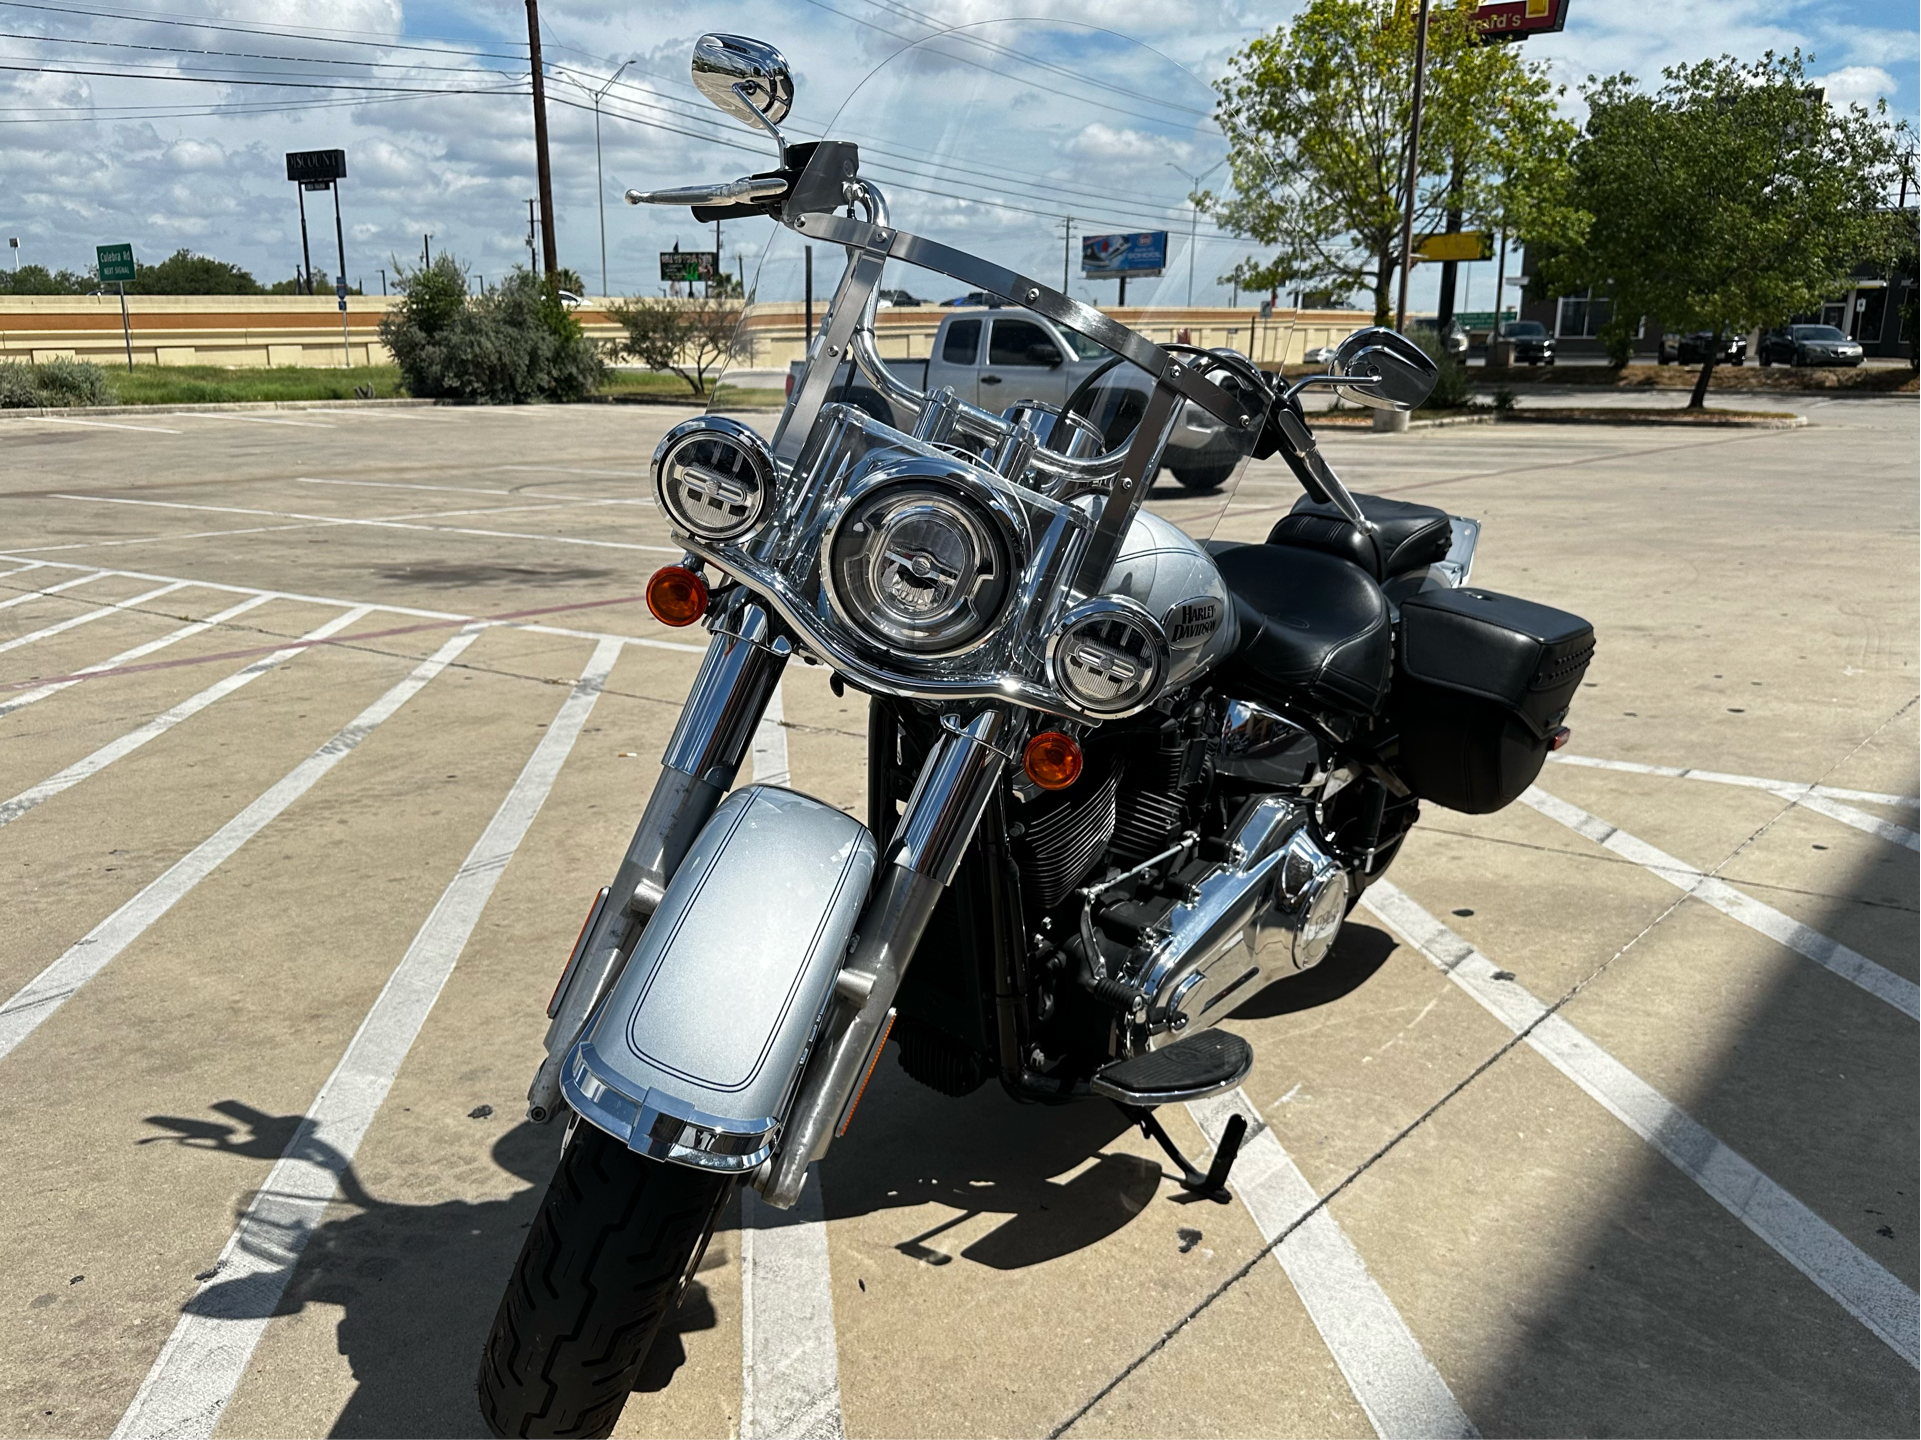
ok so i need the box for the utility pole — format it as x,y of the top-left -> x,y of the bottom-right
1394,0 -> 1432,332
526,0 -> 558,278
1437,150 -> 1465,328
714,216 -> 722,299
422,234 -> 431,268
560,60 -> 629,297
527,200 -> 539,269
1057,216 -> 1073,292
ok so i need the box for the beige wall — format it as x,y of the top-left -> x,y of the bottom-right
0,294 -> 1374,372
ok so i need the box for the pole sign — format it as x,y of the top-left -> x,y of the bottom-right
659,250 -> 719,282
285,149 -> 347,184
1413,231 -> 1494,262
1473,0 -> 1570,43
96,243 -> 136,283
1082,231 -> 1167,279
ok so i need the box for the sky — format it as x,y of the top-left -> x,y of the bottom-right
0,1 -> 1914,312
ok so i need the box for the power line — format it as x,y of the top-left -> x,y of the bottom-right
0,0 -> 526,59
0,58 -> 525,94
0,26 -> 523,75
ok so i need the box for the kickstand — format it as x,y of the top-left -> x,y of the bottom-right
1116,1102 -> 1247,1204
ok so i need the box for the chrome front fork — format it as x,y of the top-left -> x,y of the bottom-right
530,592 -> 1015,1206
528,597 -> 789,1123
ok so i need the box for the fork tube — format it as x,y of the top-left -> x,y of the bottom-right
529,596 -> 788,1121
760,706 -> 1011,1207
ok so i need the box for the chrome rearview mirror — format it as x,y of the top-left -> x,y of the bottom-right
1331,327 -> 1437,412
692,33 -> 794,154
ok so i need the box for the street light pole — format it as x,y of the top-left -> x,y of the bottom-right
1057,215 -> 1073,292
1166,159 -> 1225,309
1394,0 -> 1432,332
562,61 -> 631,298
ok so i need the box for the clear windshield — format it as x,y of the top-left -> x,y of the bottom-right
706,20 -> 1299,545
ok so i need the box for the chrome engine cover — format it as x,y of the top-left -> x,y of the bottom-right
1130,797 -> 1349,1050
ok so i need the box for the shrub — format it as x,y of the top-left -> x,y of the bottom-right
1492,385 -> 1517,413
379,259 -> 605,404
1410,327 -> 1474,410
0,358 -> 113,408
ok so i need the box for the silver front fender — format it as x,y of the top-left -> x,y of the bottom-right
562,784 -> 877,1172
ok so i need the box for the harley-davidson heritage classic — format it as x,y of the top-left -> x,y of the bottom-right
479,29 -> 1594,1439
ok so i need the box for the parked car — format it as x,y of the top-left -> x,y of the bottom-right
1657,330 -> 1746,366
877,287 -> 924,307
1497,319 -> 1555,366
1301,343 -> 1338,366
787,307 -> 1252,489
940,290 -> 1005,308
1757,324 -> 1864,367
1409,316 -> 1469,360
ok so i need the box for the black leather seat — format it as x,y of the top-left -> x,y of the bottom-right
1266,491 -> 1452,582
1206,542 -> 1392,714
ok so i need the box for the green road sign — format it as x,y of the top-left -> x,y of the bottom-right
97,243 -> 136,283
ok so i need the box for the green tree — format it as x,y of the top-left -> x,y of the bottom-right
1543,51 -> 1911,407
131,249 -> 264,295
1205,0 -> 1578,326
0,264 -> 95,295
607,295 -> 749,396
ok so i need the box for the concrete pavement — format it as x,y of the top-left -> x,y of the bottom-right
0,396 -> 1913,1437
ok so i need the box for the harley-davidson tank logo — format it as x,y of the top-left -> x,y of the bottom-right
1163,596 -> 1223,650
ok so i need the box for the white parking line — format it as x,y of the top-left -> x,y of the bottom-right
0,593 -> 275,721
169,412 -> 335,429
0,570 -> 111,612
0,579 -> 189,655
1186,1092 -> 1479,1439
752,681 -> 791,788
111,638 -> 620,1440
740,1175 -> 845,1440
1548,752 -> 1919,810
51,493 -> 683,556
1362,882 -> 1921,1369
5,415 -> 181,434
1520,786 -> 1919,1020
1790,791 -> 1920,851
0,607 -> 371,833
0,558 -> 702,653
736,680 -> 842,1438
0,626 -> 478,1064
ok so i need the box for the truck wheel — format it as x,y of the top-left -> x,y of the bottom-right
478,1122 -> 728,1439
1172,461 -> 1237,493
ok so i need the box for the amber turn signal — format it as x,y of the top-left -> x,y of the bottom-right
647,565 -> 709,627
1023,730 -> 1083,791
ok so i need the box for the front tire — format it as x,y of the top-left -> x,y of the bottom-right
479,1122 -> 729,1439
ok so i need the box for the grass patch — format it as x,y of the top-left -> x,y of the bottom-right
104,363 -> 406,406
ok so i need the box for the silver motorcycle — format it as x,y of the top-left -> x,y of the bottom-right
480,30 -> 1593,1438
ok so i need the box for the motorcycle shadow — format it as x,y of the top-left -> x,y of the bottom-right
138,1102 -> 690,1437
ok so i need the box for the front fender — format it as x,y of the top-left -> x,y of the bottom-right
562,785 -> 877,1172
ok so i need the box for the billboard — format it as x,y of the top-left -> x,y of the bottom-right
1473,0 -> 1570,43
285,148 -> 347,183
1082,231 -> 1167,278
1413,231 -> 1494,262
660,249 -> 720,282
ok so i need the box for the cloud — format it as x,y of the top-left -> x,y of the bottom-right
1812,65 -> 1899,107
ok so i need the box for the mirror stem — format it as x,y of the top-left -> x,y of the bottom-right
732,81 -> 787,167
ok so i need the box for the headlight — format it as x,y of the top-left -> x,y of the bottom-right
824,480 -> 1014,656
654,417 -> 776,542
1049,596 -> 1168,716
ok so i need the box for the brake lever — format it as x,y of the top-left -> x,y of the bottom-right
625,175 -> 789,207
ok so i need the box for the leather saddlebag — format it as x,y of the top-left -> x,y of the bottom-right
1390,588 -> 1594,814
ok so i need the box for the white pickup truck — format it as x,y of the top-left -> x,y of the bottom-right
785,306 -> 1249,490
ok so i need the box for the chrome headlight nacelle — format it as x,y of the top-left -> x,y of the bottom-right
822,459 -> 1021,658
654,416 -> 777,543
1048,595 -> 1169,717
